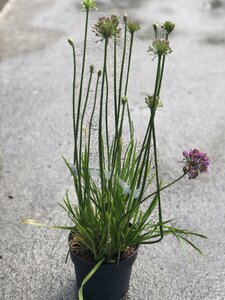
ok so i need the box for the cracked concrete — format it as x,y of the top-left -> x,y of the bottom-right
0,0 -> 225,299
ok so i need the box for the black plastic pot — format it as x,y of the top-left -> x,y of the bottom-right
69,238 -> 138,300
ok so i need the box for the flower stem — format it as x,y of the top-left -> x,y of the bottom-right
87,73 -> 101,170
117,19 -> 127,124
124,32 -> 134,139
75,9 -> 89,205
76,8 -> 89,163
157,33 -> 169,96
105,69 -> 110,171
70,41 -> 77,166
141,173 -> 187,204
152,122 -> 163,239
113,36 -> 118,137
134,55 -> 162,192
79,69 -> 93,174
99,38 -> 108,197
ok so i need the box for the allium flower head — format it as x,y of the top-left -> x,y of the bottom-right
93,15 -> 121,40
81,0 -> 97,11
127,22 -> 140,34
182,149 -> 210,179
145,95 -> 163,110
162,21 -> 175,35
148,39 -> 172,57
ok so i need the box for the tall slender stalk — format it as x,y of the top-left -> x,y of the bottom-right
125,55 -> 162,223
147,54 -> 164,241
113,36 -> 118,136
117,103 -> 126,174
156,33 -> 169,96
122,172 -> 187,222
87,73 -> 101,170
141,173 -> 186,204
124,32 -> 134,138
137,55 -> 162,192
129,55 -> 162,194
74,9 -> 90,206
105,69 -> 110,171
76,8 -> 89,167
117,18 -> 127,123
68,39 -> 81,199
98,38 -> 108,198
152,122 -> 163,239
68,39 -> 77,166
79,67 -> 93,175
109,20 -> 128,183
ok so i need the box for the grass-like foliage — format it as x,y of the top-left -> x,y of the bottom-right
60,2 -> 208,263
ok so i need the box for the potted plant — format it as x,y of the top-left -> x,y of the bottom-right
23,1 -> 210,299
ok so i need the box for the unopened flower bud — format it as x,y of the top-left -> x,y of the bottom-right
123,13 -> 128,23
97,70 -> 102,77
152,23 -> 159,39
90,65 -> 94,73
121,95 -> 128,105
145,95 -> 162,109
68,37 -> 74,46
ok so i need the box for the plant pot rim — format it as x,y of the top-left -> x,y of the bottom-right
69,232 -> 139,267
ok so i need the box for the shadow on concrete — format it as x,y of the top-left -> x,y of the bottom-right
0,0 -> 8,11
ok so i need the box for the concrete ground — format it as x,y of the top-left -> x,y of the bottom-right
0,0 -> 225,299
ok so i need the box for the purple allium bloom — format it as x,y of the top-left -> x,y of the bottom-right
182,149 -> 210,179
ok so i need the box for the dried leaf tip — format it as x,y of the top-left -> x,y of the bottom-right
21,218 -> 40,225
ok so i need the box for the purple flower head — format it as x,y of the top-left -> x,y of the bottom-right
182,149 -> 210,179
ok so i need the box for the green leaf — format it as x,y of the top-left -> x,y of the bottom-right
78,257 -> 105,300
179,236 -> 203,255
